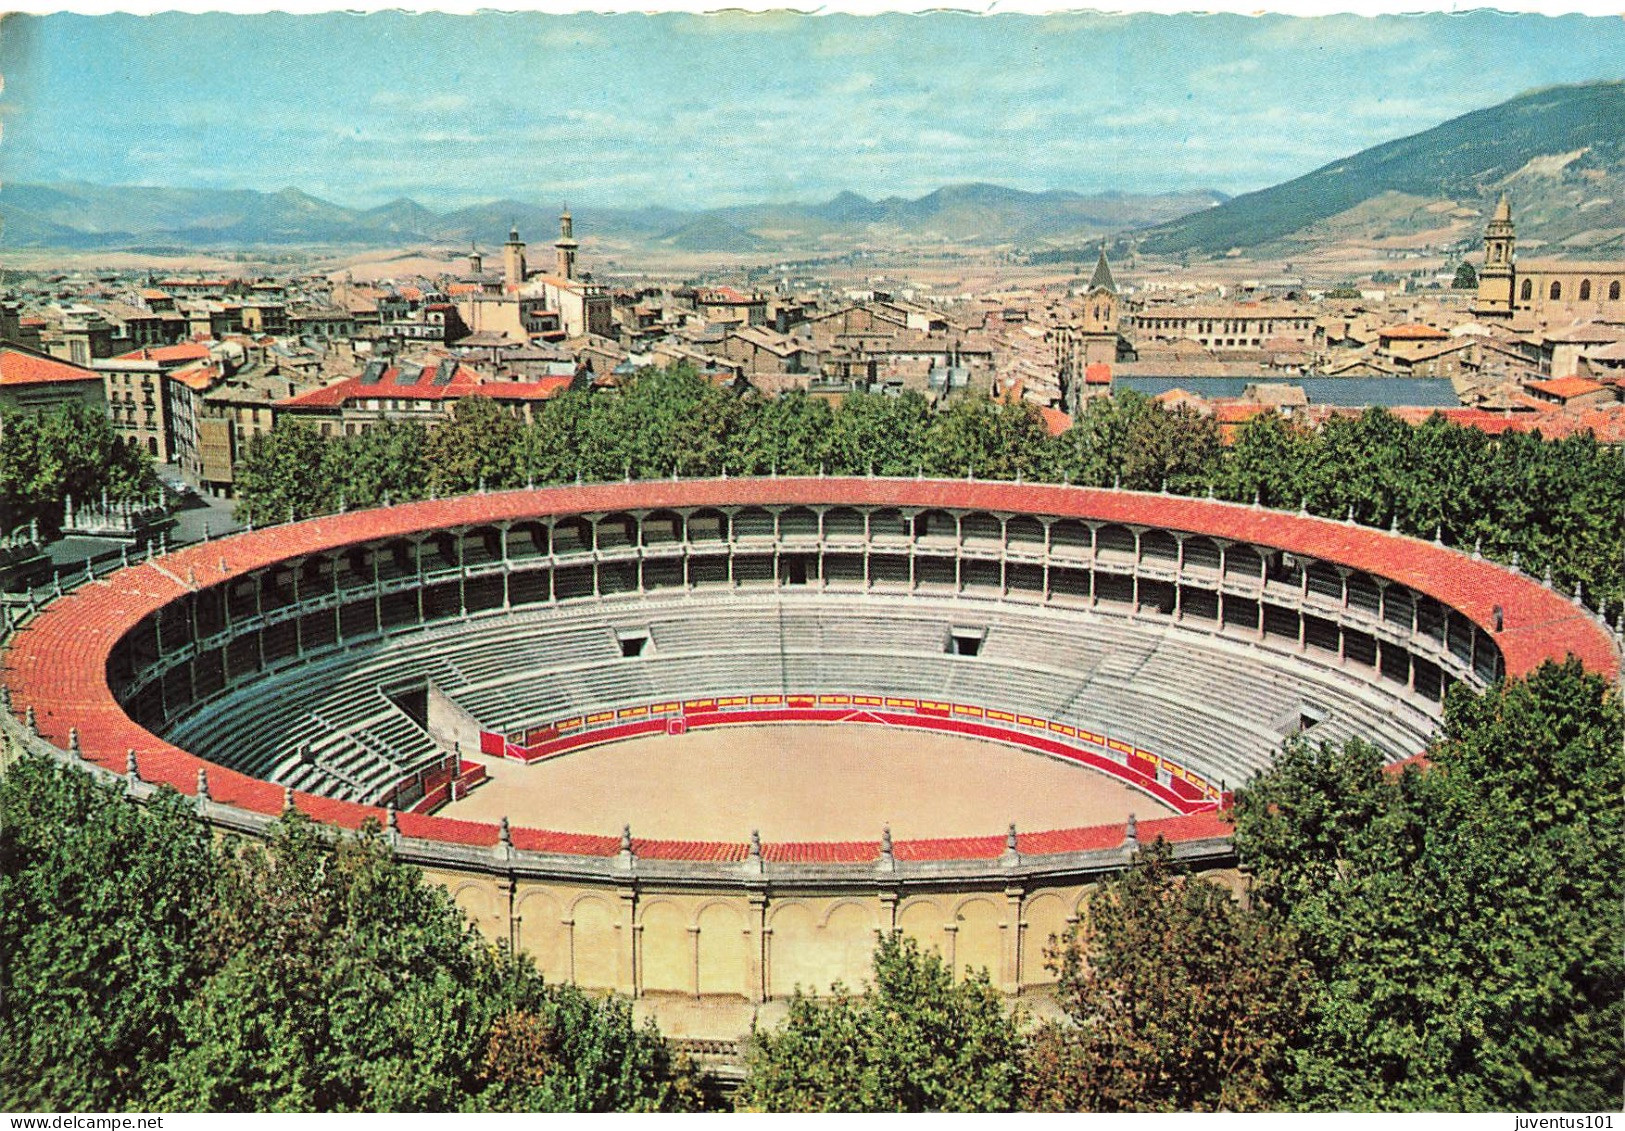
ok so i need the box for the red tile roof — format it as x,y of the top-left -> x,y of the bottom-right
1380,323 -> 1451,341
0,345 -> 102,387
1212,401 -> 1271,424
116,342 -> 211,364
1039,406 -> 1072,436
1388,404 -> 1625,442
1084,363 -> 1112,385
466,376 -> 573,402
4,479 -> 1613,863
278,361 -> 481,408
169,362 -> 222,393
278,365 -> 571,410
1528,376 -> 1606,400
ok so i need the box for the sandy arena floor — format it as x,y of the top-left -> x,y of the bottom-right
441,724 -> 1170,842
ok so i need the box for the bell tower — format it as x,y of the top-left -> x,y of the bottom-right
1082,247 -> 1119,335
503,224 -> 527,288
555,205 -> 578,281
1473,195 -> 1516,319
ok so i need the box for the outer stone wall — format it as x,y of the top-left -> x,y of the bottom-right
419,861 -> 1248,1002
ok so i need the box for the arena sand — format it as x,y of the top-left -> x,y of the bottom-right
442,724 -> 1170,841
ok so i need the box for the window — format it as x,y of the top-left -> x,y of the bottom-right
1580,279 -> 1592,301
1521,279 -> 1533,301
1612,281 -> 1621,301
1550,281 -> 1562,301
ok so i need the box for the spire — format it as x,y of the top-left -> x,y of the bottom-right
1493,193 -> 1511,223
1088,247 -> 1117,294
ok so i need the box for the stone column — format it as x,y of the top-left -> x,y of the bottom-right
373,544 -> 385,633
877,888 -> 899,935
748,892 -> 769,1003
414,541 -> 427,625
500,524 -> 513,611
617,886 -> 639,996
503,873 -> 521,957
332,556 -> 343,644
1002,885 -> 1025,993
1131,530 -> 1141,613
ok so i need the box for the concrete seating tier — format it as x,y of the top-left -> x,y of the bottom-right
159,590 -> 1439,806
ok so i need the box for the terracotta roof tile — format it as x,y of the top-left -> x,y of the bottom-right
115,342 -> 211,364
1528,376 -> 1606,400
0,346 -> 102,387
1039,406 -> 1072,436
1379,323 -> 1451,340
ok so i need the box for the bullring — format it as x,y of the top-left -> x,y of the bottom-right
1,477 -> 1615,1039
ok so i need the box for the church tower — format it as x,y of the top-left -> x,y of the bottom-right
503,225 -> 527,288
468,241 -> 483,276
1082,247 -> 1119,335
1473,195 -> 1516,320
555,205 -> 578,281
1058,248 -> 1124,416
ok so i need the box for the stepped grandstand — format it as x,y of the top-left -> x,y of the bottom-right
2,478 -> 1616,1020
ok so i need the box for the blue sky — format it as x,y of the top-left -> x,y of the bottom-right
1,11 -> 1622,211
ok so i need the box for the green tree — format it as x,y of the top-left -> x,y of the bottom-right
0,404 -> 156,535
1217,411 -> 1313,506
1304,408 -> 1418,526
741,390 -> 835,475
0,755 -> 712,1113
1046,391 -> 1221,491
331,418 -> 431,508
474,982 -> 711,1112
1022,839 -> 1307,1112
517,390 -> 591,485
0,758 -> 216,1111
1452,262 -> 1477,289
1232,660 -> 1624,1110
824,390 -> 934,476
923,395 -> 1048,481
233,421 -> 336,524
425,397 -> 523,496
158,812 -> 489,1111
740,933 -> 1023,1112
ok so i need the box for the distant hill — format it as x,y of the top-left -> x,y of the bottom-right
656,215 -> 766,253
0,179 -> 1223,255
705,184 -> 1228,249
1137,80 -> 1625,258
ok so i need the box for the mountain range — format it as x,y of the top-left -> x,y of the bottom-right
4,80 -> 1621,260
0,180 -> 1225,255
1134,80 -> 1625,258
